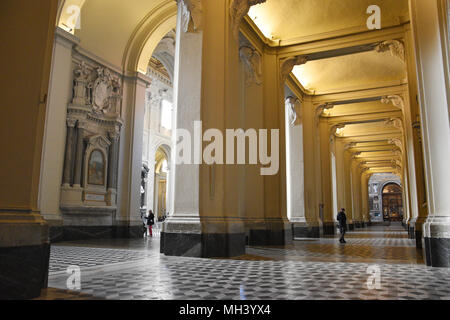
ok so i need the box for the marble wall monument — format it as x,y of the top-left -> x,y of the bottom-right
57,59 -> 123,240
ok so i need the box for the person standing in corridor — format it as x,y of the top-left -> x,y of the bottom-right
337,208 -> 347,244
147,210 -> 155,238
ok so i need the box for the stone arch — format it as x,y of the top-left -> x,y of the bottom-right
122,0 -> 177,74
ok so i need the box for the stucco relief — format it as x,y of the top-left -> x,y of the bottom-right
285,97 -> 299,126
375,40 -> 405,62
230,0 -> 266,40
280,55 -> 308,81
239,45 -> 262,86
181,0 -> 203,32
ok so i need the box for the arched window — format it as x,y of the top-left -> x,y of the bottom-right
161,99 -> 172,130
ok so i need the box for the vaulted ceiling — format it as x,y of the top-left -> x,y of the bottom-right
248,0 -> 409,42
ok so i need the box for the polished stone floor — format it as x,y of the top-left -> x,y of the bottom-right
40,223 -> 450,300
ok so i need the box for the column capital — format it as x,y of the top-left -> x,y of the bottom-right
67,118 -> 77,128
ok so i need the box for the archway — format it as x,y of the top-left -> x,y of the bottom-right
382,183 -> 403,222
154,147 -> 170,221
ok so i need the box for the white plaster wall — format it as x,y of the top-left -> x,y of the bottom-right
38,29 -> 77,223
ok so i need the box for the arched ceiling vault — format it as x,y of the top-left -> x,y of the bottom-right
57,0 -> 177,74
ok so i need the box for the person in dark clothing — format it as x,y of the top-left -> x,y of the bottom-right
337,208 -> 347,243
147,210 -> 155,237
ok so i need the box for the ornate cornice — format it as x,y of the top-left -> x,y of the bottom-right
280,55 -> 307,81
375,40 -> 405,62
230,0 -> 266,41
381,94 -> 405,111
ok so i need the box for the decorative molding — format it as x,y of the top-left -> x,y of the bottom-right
375,40 -> 405,62
344,142 -> 357,150
384,117 -> 403,130
285,97 -> 299,126
239,45 -> 263,86
315,102 -> 334,122
280,55 -> 307,81
381,94 -> 405,111
388,138 -> 403,151
230,0 -> 266,41
331,123 -> 346,137
181,0 -> 203,32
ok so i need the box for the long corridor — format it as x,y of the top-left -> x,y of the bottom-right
39,223 -> 450,300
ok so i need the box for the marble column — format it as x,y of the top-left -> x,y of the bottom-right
73,124 -> 85,187
62,120 -> 77,186
319,120 -> 334,235
301,98 -> 322,236
257,50 -> 292,246
404,25 -> 429,247
107,129 -> 120,206
0,0 -> 58,299
343,149 -> 355,230
286,97 -> 308,237
351,160 -> 363,227
410,0 -> 450,267
116,72 -> 151,238
361,171 -> 370,227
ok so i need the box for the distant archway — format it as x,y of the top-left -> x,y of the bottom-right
382,183 -> 403,221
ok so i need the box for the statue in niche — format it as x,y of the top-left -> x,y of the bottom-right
88,149 -> 105,186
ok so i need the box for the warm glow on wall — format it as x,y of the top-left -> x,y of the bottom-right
248,7 -> 274,40
292,65 -> 313,91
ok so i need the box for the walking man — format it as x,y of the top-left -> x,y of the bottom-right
337,208 -> 347,243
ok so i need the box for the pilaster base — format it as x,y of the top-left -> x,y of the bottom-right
49,225 -> 143,242
348,223 -> 355,231
161,216 -> 246,258
0,243 -> 50,300
292,223 -> 320,238
424,237 -> 450,267
423,216 -> 450,267
160,231 -> 246,257
0,214 -> 50,299
322,222 -> 336,235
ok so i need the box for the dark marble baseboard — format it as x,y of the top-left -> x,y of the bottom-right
293,226 -> 320,238
248,228 -> 292,245
161,232 -> 246,258
361,222 -> 367,228
354,222 -> 362,228
0,243 -> 50,300
50,226 -> 143,242
424,237 -> 450,267
415,230 -> 423,249
409,227 -> 415,239
348,224 -> 355,231
322,223 -> 336,235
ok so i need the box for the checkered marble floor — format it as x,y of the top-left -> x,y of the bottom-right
46,224 -> 450,300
